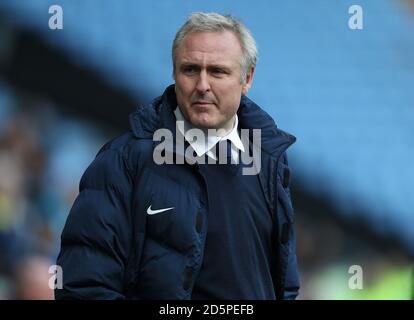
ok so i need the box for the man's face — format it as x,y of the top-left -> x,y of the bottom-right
174,30 -> 254,130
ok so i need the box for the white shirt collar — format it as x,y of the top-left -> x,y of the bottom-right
173,106 -> 245,161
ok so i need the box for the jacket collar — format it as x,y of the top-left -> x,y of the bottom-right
129,84 -> 296,158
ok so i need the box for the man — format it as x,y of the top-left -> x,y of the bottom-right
55,12 -> 299,300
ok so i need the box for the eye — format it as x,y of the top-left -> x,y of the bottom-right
182,65 -> 197,75
210,67 -> 229,78
211,68 -> 225,74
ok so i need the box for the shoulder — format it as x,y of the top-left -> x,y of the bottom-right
81,131 -> 154,187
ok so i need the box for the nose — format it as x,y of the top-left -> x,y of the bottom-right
195,70 -> 211,94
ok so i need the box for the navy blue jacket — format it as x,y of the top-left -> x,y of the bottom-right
55,85 -> 300,300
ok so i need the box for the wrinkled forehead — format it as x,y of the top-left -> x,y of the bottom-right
176,30 -> 243,65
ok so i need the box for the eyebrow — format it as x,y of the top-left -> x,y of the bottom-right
179,62 -> 232,72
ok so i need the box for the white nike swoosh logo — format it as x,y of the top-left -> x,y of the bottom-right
147,205 -> 174,215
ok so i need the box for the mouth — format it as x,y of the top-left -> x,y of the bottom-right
193,101 -> 213,104
192,101 -> 214,107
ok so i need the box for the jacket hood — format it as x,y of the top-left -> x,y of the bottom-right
129,84 -> 296,158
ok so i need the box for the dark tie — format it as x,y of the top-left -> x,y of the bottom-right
216,140 -> 232,164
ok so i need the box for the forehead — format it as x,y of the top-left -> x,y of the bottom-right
176,30 -> 243,65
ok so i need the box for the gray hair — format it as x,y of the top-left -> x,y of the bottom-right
172,12 -> 258,83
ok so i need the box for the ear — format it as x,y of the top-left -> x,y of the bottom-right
242,66 -> 255,95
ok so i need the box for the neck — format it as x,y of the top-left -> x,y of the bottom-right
214,116 -> 236,137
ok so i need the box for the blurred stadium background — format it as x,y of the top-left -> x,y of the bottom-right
0,0 -> 413,299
